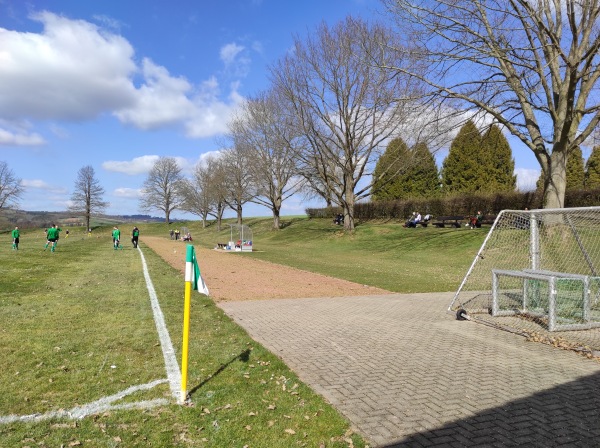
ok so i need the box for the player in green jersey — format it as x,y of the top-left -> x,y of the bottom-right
44,224 -> 60,252
112,226 -> 121,249
11,226 -> 19,250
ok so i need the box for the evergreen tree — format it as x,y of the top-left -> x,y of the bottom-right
566,146 -> 585,190
481,125 -> 516,192
372,139 -> 440,200
585,146 -> 600,189
372,138 -> 411,201
535,172 -> 544,192
407,141 -> 440,198
442,120 -> 483,194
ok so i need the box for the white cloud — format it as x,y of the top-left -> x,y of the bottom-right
113,54 -> 245,136
113,187 -> 142,198
516,168 -> 540,192
114,58 -> 197,130
92,14 -> 124,32
219,42 -> 252,78
102,155 -> 160,175
0,11 -> 137,120
0,127 -> 45,146
220,43 -> 245,65
184,79 -> 244,138
0,119 -> 46,146
102,155 -> 193,175
0,12 -> 246,140
21,179 -> 67,194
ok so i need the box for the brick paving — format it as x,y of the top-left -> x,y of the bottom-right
219,293 -> 600,447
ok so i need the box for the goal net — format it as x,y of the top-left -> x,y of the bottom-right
449,207 -> 600,352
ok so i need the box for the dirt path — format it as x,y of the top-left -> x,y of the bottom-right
141,236 -> 391,302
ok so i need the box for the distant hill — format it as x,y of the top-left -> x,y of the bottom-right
0,209 -> 165,231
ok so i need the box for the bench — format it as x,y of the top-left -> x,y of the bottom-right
491,269 -> 600,331
432,216 -> 464,228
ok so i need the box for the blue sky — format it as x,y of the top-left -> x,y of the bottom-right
0,0 -> 543,219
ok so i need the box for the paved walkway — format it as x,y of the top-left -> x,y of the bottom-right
219,293 -> 600,447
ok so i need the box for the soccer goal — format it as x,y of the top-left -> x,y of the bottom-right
449,207 -> 600,351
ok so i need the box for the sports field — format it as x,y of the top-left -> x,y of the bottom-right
0,224 -> 382,447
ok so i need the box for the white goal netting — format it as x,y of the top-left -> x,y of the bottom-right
449,207 -> 600,354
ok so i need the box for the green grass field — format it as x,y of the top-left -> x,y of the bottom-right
0,219 -> 487,447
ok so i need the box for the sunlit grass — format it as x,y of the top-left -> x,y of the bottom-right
0,227 -> 364,447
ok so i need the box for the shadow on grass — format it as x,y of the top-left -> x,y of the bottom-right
188,348 -> 251,397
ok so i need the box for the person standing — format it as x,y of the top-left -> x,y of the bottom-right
112,226 -> 121,250
11,226 -> 19,250
45,224 -> 60,252
54,224 -> 62,246
131,226 -> 140,248
174,228 -> 180,240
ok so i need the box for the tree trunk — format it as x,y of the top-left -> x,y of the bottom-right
236,204 -> 243,225
165,210 -> 170,224
542,148 -> 568,209
343,174 -> 355,232
272,207 -> 281,230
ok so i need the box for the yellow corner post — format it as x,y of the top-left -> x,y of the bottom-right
180,245 -> 194,403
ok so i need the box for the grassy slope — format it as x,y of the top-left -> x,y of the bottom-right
146,217 -> 488,293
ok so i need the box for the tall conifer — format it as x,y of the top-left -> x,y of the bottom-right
566,146 -> 585,190
585,146 -> 600,189
372,138 -> 411,201
442,120 -> 482,193
481,125 -> 516,192
408,142 -> 440,198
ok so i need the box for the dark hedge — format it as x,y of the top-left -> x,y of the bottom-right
306,188 -> 600,221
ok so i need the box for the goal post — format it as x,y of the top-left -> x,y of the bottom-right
449,207 -> 600,351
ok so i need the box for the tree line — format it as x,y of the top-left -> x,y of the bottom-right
372,120 -> 517,201
171,2 -> 600,232
3,2 -> 600,232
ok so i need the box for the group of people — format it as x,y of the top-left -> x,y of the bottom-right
169,228 -> 192,241
404,212 -> 431,228
9,225 -> 142,252
112,226 -> 140,249
469,211 -> 484,229
10,224 -> 63,252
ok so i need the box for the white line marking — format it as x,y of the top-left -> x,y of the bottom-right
0,380 -> 169,424
0,245 -> 182,424
137,246 -> 182,400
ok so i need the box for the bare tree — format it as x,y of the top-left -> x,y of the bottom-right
383,0 -> 600,209
270,16 -> 417,231
220,146 -> 255,225
69,165 -> 108,232
207,156 -> 229,232
180,155 -> 228,229
228,90 -> 304,229
140,157 -> 184,224
0,161 -> 24,210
